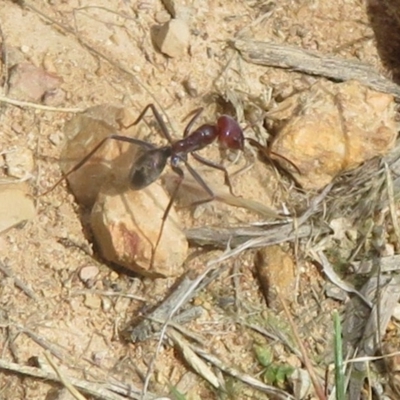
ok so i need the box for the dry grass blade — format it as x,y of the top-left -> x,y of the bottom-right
278,291 -> 326,400
140,265 -> 225,397
128,266 -> 228,342
174,173 -> 283,219
190,343 -> 295,400
0,260 -> 38,301
0,358 -> 147,400
384,162 -> 400,247
313,251 -> 373,308
168,329 -> 221,389
43,351 -> 87,400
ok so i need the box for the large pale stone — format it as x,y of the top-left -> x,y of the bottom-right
91,182 -> 188,278
269,80 -> 397,190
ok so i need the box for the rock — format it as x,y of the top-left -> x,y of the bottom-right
42,88 -> 66,106
161,0 -> 194,20
47,388 -> 76,400
255,245 -> 296,310
325,283 -> 348,302
289,368 -> 312,399
0,183 -> 35,234
269,80 -> 397,190
90,182 -> 187,278
8,62 -> 63,102
4,148 -> 34,179
155,19 -> 190,58
79,265 -> 100,284
84,293 -> 101,309
59,105 -> 127,207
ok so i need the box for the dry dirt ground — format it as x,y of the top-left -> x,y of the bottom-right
1,1 -> 400,399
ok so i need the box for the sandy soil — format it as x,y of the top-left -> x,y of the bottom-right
0,1 -> 399,399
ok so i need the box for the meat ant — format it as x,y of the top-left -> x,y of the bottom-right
43,104 -> 298,268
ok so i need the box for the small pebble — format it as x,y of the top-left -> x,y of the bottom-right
325,283 -> 348,302
0,183 -> 35,234
79,265 -> 99,283
84,293 -> 101,309
393,304 -> 400,322
101,297 -> 112,312
155,19 -> 190,58
4,148 -> 34,179
48,130 -> 64,146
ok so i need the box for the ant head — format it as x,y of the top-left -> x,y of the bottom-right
217,115 -> 244,151
129,147 -> 171,190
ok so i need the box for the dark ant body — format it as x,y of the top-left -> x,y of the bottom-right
44,104 -> 248,265
128,104 -> 244,194
43,103 -> 298,266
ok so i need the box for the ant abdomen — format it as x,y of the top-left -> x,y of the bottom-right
129,147 -> 171,190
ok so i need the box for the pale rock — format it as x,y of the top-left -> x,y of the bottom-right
161,0 -> 194,20
90,182 -> 187,278
269,80 -> 397,190
0,183 -> 35,234
393,304 -> 400,322
79,265 -> 100,283
8,62 -> 63,102
43,88 -> 66,106
155,19 -> 190,58
255,245 -> 296,309
4,148 -> 34,179
84,293 -> 101,309
60,105 -> 127,207
289,368 -> 312,399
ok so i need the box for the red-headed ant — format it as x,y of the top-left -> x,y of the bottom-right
42,104 -> 298,267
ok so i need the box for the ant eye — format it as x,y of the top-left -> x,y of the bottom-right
130,148 -> 170,190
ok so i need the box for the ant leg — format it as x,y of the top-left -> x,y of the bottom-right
190,152 -> 234,195
40,134 -> 155,196
230,146 -> 256,178
151,160 -> 215,264
183,161 -> 218,208
123,104 -> 175,144
246,137 -> 301,174
150,165 -> 184,267
182,107 -> 204,137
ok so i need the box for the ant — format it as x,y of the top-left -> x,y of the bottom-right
43,104 -> 298,267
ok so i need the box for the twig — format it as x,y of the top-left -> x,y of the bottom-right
167,329 -> 221,389
384,162 -> 400,248
186,222 -> 323,249
233,39 -> 400,98
0,19 -> 9,92
278,291 -> 326,400
0,260 -> 38,301
127,267 -> 227,342
0,358 -> 150,400
43,351 -> 87,400
0,95 -> 84,112
140,265 -> 225,398
190,343 -> 295,400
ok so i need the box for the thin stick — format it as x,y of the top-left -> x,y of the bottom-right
43,352 -> 87,400
0,358 -> 146,400
0,95 -> 84,112
278,291 -> 326,400
0,260 -> 38,301
233,39 -> 400,98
